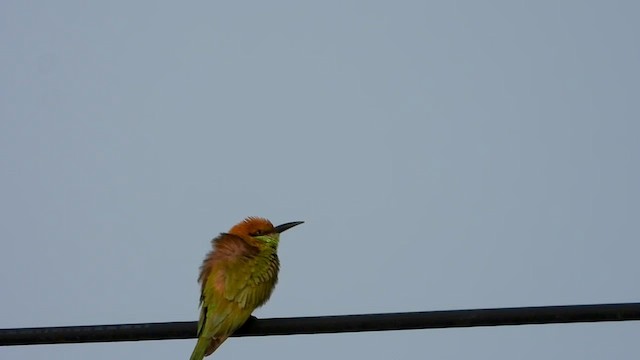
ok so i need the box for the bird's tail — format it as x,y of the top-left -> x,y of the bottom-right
189,337 -> 209,360
190,336 -> 229,360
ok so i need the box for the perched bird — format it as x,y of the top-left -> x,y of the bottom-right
190,217 -> 304,360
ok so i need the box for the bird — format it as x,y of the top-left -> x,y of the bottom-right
190,217 -> 304,360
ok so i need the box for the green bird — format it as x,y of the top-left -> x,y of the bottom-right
190,217 -> 304,359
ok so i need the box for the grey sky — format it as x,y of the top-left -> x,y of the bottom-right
1,1 -> 639,359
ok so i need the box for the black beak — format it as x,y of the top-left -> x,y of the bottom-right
274,221 -> 304,233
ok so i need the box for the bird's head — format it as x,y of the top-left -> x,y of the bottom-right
227,217 -> 304,248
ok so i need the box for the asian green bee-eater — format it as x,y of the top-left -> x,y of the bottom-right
189,217 -> 304,359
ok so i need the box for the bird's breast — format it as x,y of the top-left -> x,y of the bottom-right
250,253 -> 280,285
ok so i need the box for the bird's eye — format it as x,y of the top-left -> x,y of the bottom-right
252,230 -> 263,236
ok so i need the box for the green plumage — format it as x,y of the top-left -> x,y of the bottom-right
190,217 -> 290,360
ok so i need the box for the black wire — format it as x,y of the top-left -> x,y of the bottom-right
1,302 -> 639,346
